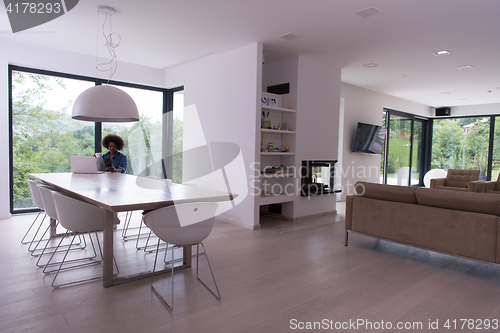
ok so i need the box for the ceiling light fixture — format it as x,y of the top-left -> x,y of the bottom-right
441,92 -> 452,95
432,50 -> 450,56
363,63 -> 379,68
356,7 -> 382,18
72,6 -> 139,123
279,33 -> 301,41
394,74 -> 408,79
458,65 -> 474,70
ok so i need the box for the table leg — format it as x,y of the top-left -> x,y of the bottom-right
183,245 -> 192,268
50,218 -> 57,236
103,210 -> 115,287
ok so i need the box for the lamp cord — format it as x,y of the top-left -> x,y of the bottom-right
96,11 -> 121,84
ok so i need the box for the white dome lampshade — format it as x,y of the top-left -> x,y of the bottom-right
72,85 -> 139,122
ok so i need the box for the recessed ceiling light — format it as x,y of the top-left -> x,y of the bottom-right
433,50 -> 450,56
458,65 -> 474,70
279,33 -> 301,41
394,74 -> 408,78
363,63 -> 379,68
458,98 -> 468,101
441,92 -> 452,95
356,7 -> 382,18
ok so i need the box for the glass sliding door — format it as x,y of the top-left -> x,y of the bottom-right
411,120 -> 423,185
492,116 -> 500,181
431,116 -> 490,178
386,114 -> 412,185
384,110 -> 427,186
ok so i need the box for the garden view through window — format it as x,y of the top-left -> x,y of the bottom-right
383,111 -> 500,186
10,67 -> 182,212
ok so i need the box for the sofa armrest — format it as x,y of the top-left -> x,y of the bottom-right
479,181 -> 497,193
468,180 -> 485,192
430,178 -> 446,188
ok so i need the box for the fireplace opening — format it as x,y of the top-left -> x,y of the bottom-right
300,160 -> 340,197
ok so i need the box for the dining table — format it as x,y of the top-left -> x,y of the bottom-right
29,172 -> 236,287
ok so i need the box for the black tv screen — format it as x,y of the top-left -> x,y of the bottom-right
352,122 -> 386,154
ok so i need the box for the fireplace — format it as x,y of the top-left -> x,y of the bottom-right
300,160 -> 340,196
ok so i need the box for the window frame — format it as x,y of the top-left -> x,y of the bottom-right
8,65 -> 174,214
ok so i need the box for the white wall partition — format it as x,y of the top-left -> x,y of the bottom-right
164,43 -> 262,229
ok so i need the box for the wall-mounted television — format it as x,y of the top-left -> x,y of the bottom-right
352,122 -> 386,154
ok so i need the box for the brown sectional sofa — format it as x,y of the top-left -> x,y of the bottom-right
345,181 -> 500,264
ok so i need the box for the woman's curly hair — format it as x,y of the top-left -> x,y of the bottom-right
102,134 -> 125,151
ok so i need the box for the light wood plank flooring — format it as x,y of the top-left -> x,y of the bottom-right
1,204 -> 500,333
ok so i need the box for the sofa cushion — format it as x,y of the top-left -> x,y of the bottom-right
415,187 -> 500,215
434,185 -> 469,192
354,181 -> 417,204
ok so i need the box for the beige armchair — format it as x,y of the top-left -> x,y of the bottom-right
430,169 -> 480,192
479,174 -> 500,194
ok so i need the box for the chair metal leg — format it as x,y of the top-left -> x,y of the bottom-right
345,230 -> 349,246
35,223 -> 86,267
27,214 -> 47,253
21,211 -> 42,244
151,239 -> 174,310
196,243 -> 221,300
51,231 -> 119,288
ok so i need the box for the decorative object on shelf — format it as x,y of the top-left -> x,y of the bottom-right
282,123 -> 287,130
72,6 -> 139,123
267,142 -> 274,152
261,96 -> 268,106
261,111 -> 271,129
267,97 -> 278,107
284,146 -> 289,152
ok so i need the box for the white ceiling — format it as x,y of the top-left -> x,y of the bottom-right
1,0 -> 500,108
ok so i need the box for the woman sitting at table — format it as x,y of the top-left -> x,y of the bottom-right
101,134 -> 127,173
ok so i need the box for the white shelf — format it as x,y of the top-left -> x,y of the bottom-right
261,152 -> 295,156
260,173 -> 295,178
261,129 -> 295,134
261,105 -> 296,113
259,194 -> 295,205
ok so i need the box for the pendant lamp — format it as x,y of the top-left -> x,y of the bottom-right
71,6 -> 139,123
72,85 -> 139,122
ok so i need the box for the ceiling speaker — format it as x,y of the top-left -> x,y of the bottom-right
435,107 -> 451,117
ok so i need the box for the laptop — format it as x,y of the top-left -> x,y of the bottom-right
69,156 -> 106,174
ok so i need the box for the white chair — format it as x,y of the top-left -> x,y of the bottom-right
136,178 -> 173,252
23,180 -> 47,252
122,177 -> 172,244
143,202 -> 220,310
47,191 -> 119,288
35,186 -> 85,268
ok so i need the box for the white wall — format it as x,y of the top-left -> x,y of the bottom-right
164,43 -> 261,229
340,82 -> 430,201
0,38 -> 166,219
448,103 -> 500,116
294,56 -> 341,217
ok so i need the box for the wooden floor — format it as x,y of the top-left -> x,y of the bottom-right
2,204 -> 500,333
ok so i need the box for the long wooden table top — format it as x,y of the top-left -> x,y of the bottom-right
30,173 -> 235,213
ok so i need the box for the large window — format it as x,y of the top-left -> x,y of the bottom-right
382,110 -> 500,186
9,66 -> 181,213
431,117 -> 491,179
